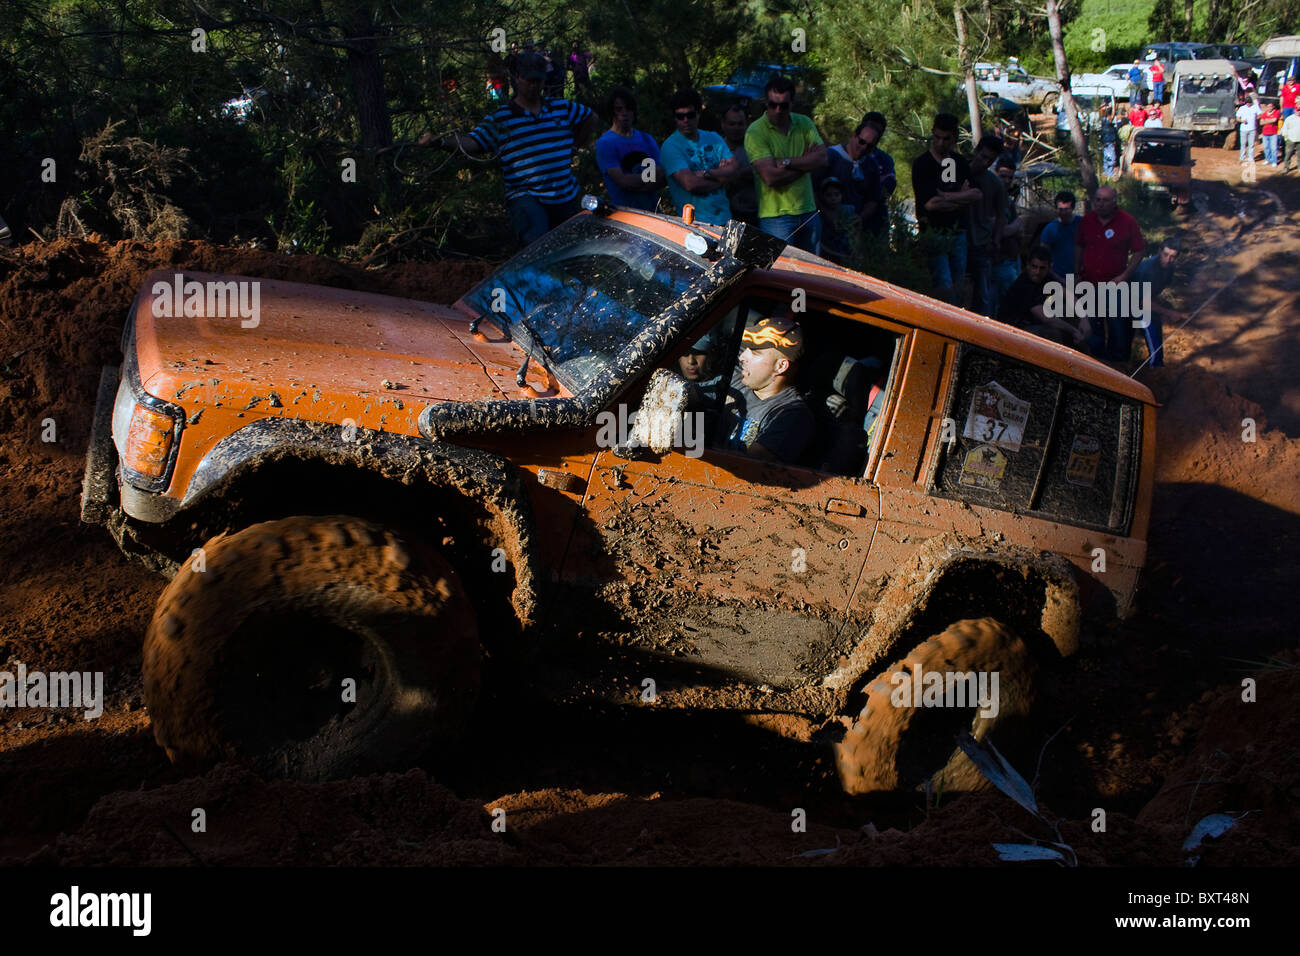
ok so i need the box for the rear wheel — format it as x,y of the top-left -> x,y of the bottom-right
834,618 -> 1038,795
143,515 -> 481,781
1040,93 -> 1058,114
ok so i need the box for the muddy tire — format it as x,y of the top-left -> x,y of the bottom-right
143,516 -> 480,781
835,618 -> 1037,795
1040,93 -> 1058,114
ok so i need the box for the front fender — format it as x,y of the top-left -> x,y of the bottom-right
181,418 -> 541,627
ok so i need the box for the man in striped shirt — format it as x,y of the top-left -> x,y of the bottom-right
422,52 -> 599,246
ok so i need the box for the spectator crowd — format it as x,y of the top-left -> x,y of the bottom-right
428,49 -> 1204,369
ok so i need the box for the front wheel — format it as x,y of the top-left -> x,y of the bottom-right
834,618 -> 1038,794
143,515 -> 481,781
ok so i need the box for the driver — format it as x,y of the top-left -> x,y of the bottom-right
720,316 -> 814,464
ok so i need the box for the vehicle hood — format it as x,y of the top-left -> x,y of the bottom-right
132,271 -> 529,407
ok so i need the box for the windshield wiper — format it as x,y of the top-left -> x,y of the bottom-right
514,315 -> 559,388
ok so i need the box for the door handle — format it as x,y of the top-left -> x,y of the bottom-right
826,498 -> 864,517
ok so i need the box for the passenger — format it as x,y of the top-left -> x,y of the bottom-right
678,332 -> 723,406
720,317 -> 815,464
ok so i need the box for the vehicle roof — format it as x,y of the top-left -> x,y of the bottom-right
1173,58 -> 1238,74
1133,127 -> 1191,142
1261,36 -> 1300,57
604,209 -> 1157,406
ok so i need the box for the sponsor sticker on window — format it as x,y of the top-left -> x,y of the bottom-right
963,381 -> 1030,452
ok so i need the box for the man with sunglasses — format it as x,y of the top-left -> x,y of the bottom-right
815,117 -> 885,251
720,316 -> 814,464
745,76 -> 827,253
659,88 -> 740,225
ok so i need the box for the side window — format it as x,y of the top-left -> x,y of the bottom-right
930,347 -> 1142,534
692,297 -> 902,477
932,350 -> 1058,510
1034,385 -> 1142,531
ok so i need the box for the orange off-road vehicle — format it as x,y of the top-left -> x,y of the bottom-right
82,205 -> 1155,792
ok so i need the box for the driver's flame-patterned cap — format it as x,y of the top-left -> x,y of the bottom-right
743,316 -> 804,360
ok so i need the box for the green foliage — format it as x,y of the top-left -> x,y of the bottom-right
1064,0 -> 1158,72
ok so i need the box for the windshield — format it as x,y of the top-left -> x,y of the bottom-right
1134,142 -> 1185,165
1178,75 -> 1234,95
460,216 -> 705,392
1072,94 -> 1107,109
732,68 -> 770,87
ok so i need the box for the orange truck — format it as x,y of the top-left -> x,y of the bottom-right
1122,126 -> 1194,205
82,205 -> 1156,793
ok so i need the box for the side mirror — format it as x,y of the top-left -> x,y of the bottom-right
612,368 -> 689,459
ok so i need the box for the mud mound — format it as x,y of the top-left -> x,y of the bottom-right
21,764 -> 512,866
1138,654 -> 1300,865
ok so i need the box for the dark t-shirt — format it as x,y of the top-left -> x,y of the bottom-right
912,150 -> 972,232
1000,273 -> 1048,329
722,369 -> 814,464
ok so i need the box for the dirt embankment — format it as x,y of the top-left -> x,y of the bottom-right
2,169 -> 1299,867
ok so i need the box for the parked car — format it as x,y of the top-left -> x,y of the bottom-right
82,204 -> 1156,794
1055,86 -> 1117,143
1258,36 -> 1300,103
1122,126 -> 1193,206
702,62 -> 818,115
970,60 -> 1059,112
218,86 -> 269,123
1169,59 -> 1239,144
1141,42 -> 1214,65
1075,63 -> 1155,100
1201,42 -> 1265,72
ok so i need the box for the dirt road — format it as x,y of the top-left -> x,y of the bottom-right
1,158 -> 1297,865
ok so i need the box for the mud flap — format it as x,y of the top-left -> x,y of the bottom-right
81,365 -> 120,525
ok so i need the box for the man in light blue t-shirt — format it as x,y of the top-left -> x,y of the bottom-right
1038,190 -> 1080,281
594,87 -> 664,211
659,88 -> 741,225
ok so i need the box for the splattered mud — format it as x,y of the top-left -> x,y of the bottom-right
1,161 -> 1298,866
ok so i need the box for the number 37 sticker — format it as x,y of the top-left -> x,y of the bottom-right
963,381 -> 1030,452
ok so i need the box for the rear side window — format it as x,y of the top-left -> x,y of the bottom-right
930,347 -> 1143,534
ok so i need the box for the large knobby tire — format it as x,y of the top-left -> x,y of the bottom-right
835,618 -> 1037,795
143,515 -> 480,782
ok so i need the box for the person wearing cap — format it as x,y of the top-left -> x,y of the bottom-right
421,51 -> 599,246
720,317 -> 815,464
678,331 -> 723,410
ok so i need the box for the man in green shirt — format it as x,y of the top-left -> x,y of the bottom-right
744,76 -> 827,253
